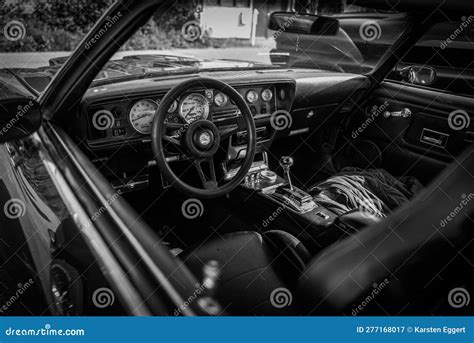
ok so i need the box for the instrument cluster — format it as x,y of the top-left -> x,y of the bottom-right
86,85 -> 285,147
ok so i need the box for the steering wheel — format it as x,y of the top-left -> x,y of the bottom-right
151,78 -> 256,199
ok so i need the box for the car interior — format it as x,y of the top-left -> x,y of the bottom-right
29,1 -> 473,316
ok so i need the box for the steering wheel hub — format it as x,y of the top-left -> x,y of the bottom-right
184,119 -> 220,157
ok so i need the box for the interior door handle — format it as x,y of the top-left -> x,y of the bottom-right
383,108 -> 412,118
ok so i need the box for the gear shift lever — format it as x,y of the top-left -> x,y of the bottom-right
279,156 -> 294,190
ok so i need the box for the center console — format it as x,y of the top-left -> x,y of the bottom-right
226,153 -> 338,250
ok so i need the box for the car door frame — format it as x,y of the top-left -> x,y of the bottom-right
27,0 -> 211,315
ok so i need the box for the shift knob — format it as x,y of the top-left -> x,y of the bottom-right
279,156 -> 294,170
279,156 -> 294,189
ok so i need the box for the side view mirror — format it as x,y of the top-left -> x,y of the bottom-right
268,12 -> 340,36
401,66 -> 436,86
0,98 -> 42,143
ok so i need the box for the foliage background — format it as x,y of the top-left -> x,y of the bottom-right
0,0 -> 238,52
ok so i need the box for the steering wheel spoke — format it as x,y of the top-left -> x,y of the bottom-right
218,124 -> 239,141
193,157 -> 218,190
163,134 -> 182,146
164,121 -> 186,129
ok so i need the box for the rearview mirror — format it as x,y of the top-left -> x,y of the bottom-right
0,98 -> 42,143
268,12 -> 339,36
401,66 -> 437,86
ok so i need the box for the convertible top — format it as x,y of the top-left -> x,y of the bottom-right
350,0 -> 474,13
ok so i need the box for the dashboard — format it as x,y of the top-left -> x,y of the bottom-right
77,69 -> 368,184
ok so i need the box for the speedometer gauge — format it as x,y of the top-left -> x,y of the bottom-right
129,99 -> 157,134
179,93 -> 209,123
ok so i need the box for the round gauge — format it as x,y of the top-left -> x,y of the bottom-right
129,99 -> 157,134
214,92 -> 228,107
246,90 -> 259,104
179,93 -> 209,123
261,88 -> 273,102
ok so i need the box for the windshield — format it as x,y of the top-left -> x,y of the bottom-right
0,1 -> 408,95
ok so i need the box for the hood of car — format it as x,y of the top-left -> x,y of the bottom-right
1,53 -> 272,94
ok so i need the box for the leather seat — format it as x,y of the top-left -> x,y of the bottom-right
181,230 -> 310,315
298,147 -> 474,315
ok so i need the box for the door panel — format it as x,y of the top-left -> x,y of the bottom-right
346,81 -> 473,184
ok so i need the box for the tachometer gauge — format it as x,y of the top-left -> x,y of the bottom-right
261,88 -> 273,102
179,93 -> 209,123
129,99 -> 157,134
214,92 -> 228,107
246,90 -> 259,104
